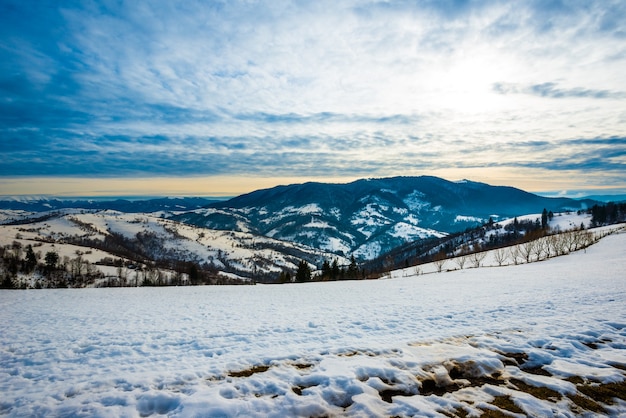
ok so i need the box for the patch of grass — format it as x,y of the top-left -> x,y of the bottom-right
565,376 -> 585,385
480,395 -> 524,416
582,341 -> 599,349
440,407 -> 469,418
418,360 -> 506,396
228,364 -> 270,378
292,383 -> 319,396
610,363 -> 626,372
379,388 -> 415,403
419,378 -> 461,396
498,351 -> 528,367
577,380 -> 626,405
509,378 -> 560,401
567,393 -> 604,413
291,362 -> 314,370
520,366 -> 552,376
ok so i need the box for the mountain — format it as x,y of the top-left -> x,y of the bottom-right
171,176 -> 597,260
577,194 -> 626,203
0,196 -> 217,213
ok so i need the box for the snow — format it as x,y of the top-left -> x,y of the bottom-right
294,204 -> 324,215
0,210 -> 36,223
454,215 -> 484,223
302,218 -> 332,229
389,223 -> 447,241
402,191 -> 429,212
1,228 -> 625,416
498,211 -> 592,231
353,240 -> 382,260
319,237 -> 352,255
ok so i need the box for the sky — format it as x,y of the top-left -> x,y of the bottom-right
1,0 -> 625,197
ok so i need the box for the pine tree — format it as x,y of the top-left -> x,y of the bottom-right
24,245 -> 37,273
295,260 -> 311,283
44,251 -> 59,274
331,259 -> 339,281
347,255 -> 358,279
321,260 -> 331,280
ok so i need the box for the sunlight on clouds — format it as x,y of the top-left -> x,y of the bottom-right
0,176 -> 362,197
1,1 -> 625,195
3,168 -> 623,198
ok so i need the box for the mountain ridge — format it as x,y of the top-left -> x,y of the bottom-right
0,176 -> 599,260
174,176 -> 597,259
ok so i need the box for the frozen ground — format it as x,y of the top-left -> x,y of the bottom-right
1,228 -> 626,417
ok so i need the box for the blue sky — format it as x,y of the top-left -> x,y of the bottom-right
1,0 -> 625,197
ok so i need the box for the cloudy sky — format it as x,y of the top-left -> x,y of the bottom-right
1,0 -> 625,197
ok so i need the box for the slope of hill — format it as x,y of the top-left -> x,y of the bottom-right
0,210 -> 345,284
1,225 -> 624,417
172,176 -> 596,260
364,210 -> 596,274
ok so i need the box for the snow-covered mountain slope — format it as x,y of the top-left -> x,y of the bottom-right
171,176 -> 596,260
366,211 -> 597,273
0,210 -> 345,282
1,225 -> 624,417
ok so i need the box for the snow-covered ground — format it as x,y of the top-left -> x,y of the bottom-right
1,227 -> 625,416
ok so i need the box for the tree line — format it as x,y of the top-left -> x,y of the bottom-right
0,238 -> 250,289
277,255 -> 363,283
364,202 -> 626,276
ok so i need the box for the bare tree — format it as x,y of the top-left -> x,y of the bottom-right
509,245 -> 521,265
431,248 -> 447,273
563,231 -> 577,253
493,248 -> 507,266
455,254 -> 468,270
519,239 -> 535,263
470,251 -> 487,268
551,233 -> 567,256
433,259 -> 446,273
117,265 -> 128,286
545,234 -> 556,258
533,238 -> 547,261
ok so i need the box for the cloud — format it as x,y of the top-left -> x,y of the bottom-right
1,0 -> 625,194
493,82 -> 626,99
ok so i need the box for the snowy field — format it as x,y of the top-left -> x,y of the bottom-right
1,229 -> 626,417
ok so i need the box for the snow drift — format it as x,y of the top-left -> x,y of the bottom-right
1,226 -> 625,416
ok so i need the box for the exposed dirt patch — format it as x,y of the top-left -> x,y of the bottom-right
291,362 -> 314,370
577,380 -> 626,405
441,407 -> 470,418
419,378 -> 461,396
509,378 -> 560,401
415,360 -> 507,396
498,351 -> 528,367
228,364 -> 270,378
565,376 -> 585,385
489,395 -> 524,415
379,388 -> 415,403
520,365 -> 552,376
337,349 -> 382,357
567,393 -> 604,414
611,363 -> 626,372
292,382 -> 320,396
